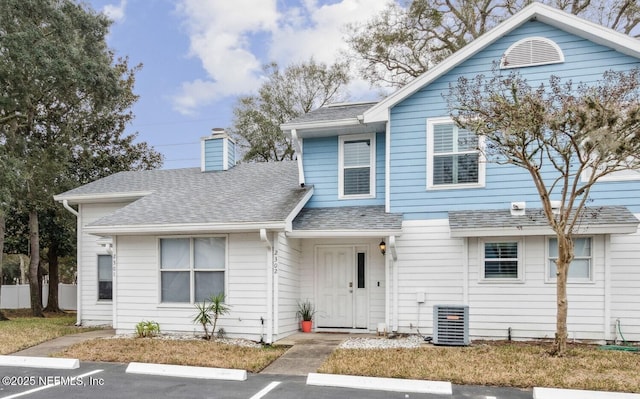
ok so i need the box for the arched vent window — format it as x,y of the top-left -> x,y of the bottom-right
500,37 -> 564,69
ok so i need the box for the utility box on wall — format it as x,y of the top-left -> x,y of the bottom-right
432,304 -> 469,346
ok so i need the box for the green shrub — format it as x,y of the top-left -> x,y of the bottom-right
135,320 -> 160,338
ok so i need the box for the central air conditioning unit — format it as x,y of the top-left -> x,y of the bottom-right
433,305 -> 470,346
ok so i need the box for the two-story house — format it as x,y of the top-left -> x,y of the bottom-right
55,3 -> 640,344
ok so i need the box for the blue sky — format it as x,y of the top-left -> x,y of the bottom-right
87,0 -> 389,169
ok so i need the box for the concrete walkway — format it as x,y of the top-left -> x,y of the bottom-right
12,329 -> 115,357
261,333 -> 351,376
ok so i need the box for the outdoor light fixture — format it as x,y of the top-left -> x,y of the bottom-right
379,240 -> 386,255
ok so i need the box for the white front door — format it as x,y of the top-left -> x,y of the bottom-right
315,246 -> 368,328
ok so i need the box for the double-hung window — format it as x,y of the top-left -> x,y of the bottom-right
427,118 -> 483,189
160,237 -> 226,303
548,237 -> 592,282
481,240 -> 522,281
97,254 -> 113,301
339,133 -> 376,198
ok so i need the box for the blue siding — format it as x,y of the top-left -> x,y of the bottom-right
389,21 -> 640,219
227,140 -> 236,169
204,138 -> 223,172
304,132 -> 385,208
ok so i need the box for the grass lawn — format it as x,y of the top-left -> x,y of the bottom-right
319,340 -> 640,392
56,338 -> 288,373
0,309 -> 99,354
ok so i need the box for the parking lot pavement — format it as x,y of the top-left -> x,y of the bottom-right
0,362 -> 533,399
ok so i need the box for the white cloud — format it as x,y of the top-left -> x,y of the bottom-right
102,0 -> 127,23
172,0 -> 389,115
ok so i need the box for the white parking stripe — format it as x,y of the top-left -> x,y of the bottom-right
487,396 -> 497,399
0,369 -> 103,399
249,381 -> 281,399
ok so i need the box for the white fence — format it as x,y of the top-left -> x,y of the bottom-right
0,284 -> 77,310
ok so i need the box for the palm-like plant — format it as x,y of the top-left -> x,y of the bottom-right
192,293 -> 231,340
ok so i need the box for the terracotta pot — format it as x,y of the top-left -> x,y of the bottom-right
301,320 -> 312,333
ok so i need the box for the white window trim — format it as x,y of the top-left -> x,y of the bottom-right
338,133 -> 376,199
96,253 -> 113,303
500,36 -> 564,69
157,235 -> 228,305
427,117 -> 485,190
479,238 -> 524,283
545,236 -> 595,284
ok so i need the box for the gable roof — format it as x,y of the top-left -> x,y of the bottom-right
54,162 -> 313,234
280,102 -> 385,138
364,2 -> 640,123
449,206 -> 639,237
290,206 -> 403,237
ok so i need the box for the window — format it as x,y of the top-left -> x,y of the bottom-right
482,241 -> 521,280
500,37 -> 564,69
357,252 -> 365,289
97,255 -> 113,300
160,237 -> 226,303
548,237 -> 592,282
427,118 -> 484,189
339,134 -> 376,198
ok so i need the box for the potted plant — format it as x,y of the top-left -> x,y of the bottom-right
297,299 -> 316,333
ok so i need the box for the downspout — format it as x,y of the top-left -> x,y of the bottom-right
260,229 -> 274,344
291,129 -> 305,187
61,200 -> 81,326
385,111 -> 391,213
389,236 -> 399,332
604,235 -> 611,342
106,238 -> 117,331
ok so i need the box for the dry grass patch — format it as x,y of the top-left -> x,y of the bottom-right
319,341 -> 640,392
0,310 -> 99,354
56,338 -> 288,373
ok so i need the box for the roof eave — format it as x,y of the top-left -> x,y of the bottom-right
53,191 -> 153,204
287,229 -> 402,238
85,221 -> 288,236
450,223 -> 639,238
363,2 -> 640,124
281,117 -> 362,132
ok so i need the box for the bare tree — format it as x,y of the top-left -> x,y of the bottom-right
231,59 -> 350,162
448,67 -> 640,355
346,0 -> 640,87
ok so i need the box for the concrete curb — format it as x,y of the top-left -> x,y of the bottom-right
0,355 -> 79,369
306,373 -> 452,395
125,362 -> 247,381
533,387 -> 640,399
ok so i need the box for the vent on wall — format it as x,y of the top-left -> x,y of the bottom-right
500,37 -> 564,69
433,305 -> 469,346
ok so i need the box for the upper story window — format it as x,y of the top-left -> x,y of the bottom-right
160,237 -> 226,303
547,237 -> 593,283
481,240 -> 523,282
339,133 -> 376,198
500,37 -> 564,69
427,118 -> 484,190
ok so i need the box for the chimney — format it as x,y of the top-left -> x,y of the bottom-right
200,128 -> 236,172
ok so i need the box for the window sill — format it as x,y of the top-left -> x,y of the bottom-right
156,303 -> 195,309
339,194 -> 375,200
427,183 -> 485,191
478,279 -> 525,284
545,279 -> 595,285
95,300 -> 112,304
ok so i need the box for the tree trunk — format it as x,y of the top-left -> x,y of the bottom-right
0,213 -> 9,321
44,241 -> 61,313
28,210 -> 44,317
554,234 -> 573,356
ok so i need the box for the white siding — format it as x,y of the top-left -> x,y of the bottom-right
610,222 -> 640,342
395,219 -> 614,341
114,232 -> 269,341
79,202 -> 130,326
299,237 -> 385,331
275,233 -> 301,339
395,220 -> 464,334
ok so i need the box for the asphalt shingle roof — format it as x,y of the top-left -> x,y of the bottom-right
449,206 -> 639,231
56,162 -> 311,227
285,102 -> 377,125
293,206 -> 403,231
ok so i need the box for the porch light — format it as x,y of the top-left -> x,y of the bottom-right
379,240 -> 386,255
